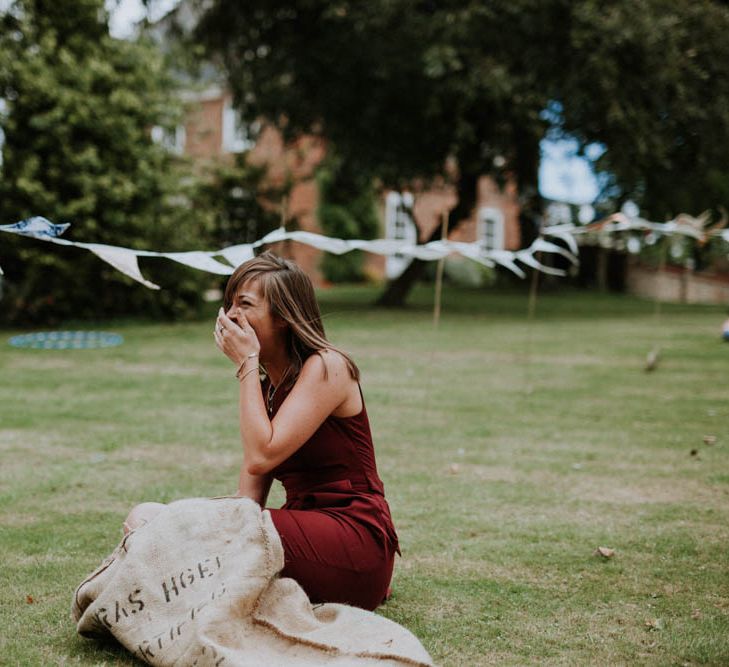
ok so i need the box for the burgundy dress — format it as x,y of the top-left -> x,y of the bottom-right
265,379 -> 399,611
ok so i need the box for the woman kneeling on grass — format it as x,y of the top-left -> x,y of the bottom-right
124,252 -> 399,611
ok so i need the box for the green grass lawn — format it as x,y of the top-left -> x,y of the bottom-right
1,285 -> 728,666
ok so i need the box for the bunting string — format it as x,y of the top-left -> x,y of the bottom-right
0,216 -> 578,288
547,210 -> 729,245
1,211 -> 727,289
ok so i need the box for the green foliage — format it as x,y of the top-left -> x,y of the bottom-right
197,0 -> 729,219
192,154 -> 282,248
195,1 -> 552,194
0,0 -> 211,325
554,0 -> 729,218
316,156 -> 379,282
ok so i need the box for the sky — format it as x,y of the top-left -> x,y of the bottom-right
539,139 -> 602,205
106,0 -> 179,38
110,1 -> 603,207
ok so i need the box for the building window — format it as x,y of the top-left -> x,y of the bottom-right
477,206 -> 505,251
151,124 -> 186,156
222,99 -> 254,153
385,191 -> 417,279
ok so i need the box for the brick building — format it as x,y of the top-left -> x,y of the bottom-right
163,82 -> 522,284
150,0 -> 521,283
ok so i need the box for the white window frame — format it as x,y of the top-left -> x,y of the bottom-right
385,191 -> 417,279
477,206 -> 505,251
222,99 -> 254,153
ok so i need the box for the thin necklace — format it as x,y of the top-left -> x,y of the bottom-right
266,367 -> 290,415
266,381 -> 276,415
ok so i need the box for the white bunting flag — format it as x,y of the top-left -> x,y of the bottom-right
164,251 -> 234,275
487,250 -> 527,278
219,244 -> 255,267
278,230 -> 351,255
348,239 -> 403,255
4,206 -> 728,291
86,244 -> 161,290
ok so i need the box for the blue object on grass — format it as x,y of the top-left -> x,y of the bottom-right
8,331 -> 123,350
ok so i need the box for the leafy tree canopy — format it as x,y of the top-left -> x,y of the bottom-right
0,0 -> 211,324
196,0 -> 555,196
195,0 -> 729,304
197,0 -> 729,218
557,0 -> 729,219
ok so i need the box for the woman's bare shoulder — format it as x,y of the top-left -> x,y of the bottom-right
303,349 -> 351,382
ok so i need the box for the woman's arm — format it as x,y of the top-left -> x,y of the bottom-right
236,467 -> 273,507
237,351 -> 351,474
215,309 -> 353,476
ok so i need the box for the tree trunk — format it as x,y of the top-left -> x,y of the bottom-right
511,124 -> 543,249
596,246 -> 608,292
375,170 -> 479,307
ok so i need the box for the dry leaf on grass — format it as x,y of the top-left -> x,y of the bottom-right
594,546 -> 615,559
691,609 -> 701,620
26,595 -> 34,604
644,347 -> 660,372
703,435 -> 717,445
448,463 -> 460,475
644,618 -> 663,631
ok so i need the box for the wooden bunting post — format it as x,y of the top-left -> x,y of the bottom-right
524,238 -> 544,394
433,209 -> 449,328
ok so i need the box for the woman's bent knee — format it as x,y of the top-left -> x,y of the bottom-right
123,501 -> 166,534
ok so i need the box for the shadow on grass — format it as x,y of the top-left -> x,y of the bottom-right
68,634 -> 144,666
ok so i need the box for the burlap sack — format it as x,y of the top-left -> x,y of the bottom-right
72,497 -> 433,666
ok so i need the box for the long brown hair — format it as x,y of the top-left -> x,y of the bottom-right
223,251 -> 360,387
